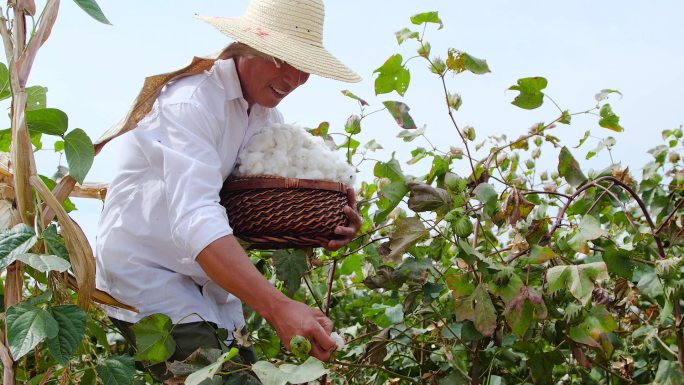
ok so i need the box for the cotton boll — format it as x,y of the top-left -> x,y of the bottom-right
233,122 -> 357,183
301,169 -> 324,180
330,332 -> 345,350
245,132 -> 276,153
335,163 -> 356,186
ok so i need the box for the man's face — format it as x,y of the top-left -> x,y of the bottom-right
236,56 -> 310,109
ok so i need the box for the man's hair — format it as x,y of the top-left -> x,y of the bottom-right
218,42 -> 283,67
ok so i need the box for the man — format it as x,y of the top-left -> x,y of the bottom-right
95,0 -> 361,381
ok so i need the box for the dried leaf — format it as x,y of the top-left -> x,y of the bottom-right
31,176 -> 95,309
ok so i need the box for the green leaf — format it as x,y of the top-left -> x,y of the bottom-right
397,126 -> 425,143
26,86 -> 48,111
0,223 -> 38,270
602,247 -> 634,279
340,90 -> 368,106
525,245 -> 556,265
6,304 -> 59,360
473,182 -> 498,217
17,253 -> 70,273
558,146 -> 587,188
374,157 -> 405,182
546,262 -> 609,305
42,224 -> 70,261
373,54 -> 410,96
0,63 -> 9,101
654,360 -> 684,385
586,136 -> 616,160
508,77 -> 547,110
374,181 -> 409,225
386,217 -> 428,263
25,108 -> 68,136
394,28 -> 419,45
46,305 -> 86,365
64,128 -> 95,184
454,284 -> 497,337
273,250 -> 307,295
95,355 -> 136,385
595,89 -> 622,102
252,356 -> 328,385
568,305 -> 617,351
528,351 -> 563,385
567,215 -> 608,252
0,129 -> 10,152
410,11 -> 443,29
73,0 -> 111,24
598,103 -> 624,132
363,139 -> 383,151
383,101 -> 417,129
131,313 -> 176,364
54,140 -> 65,152
446,50 -> 491,74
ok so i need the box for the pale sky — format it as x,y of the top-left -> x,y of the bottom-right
15,0 -> 684,243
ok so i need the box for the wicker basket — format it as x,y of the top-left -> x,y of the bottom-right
219,176 -> 349,249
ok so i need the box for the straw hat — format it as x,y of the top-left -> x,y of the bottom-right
195,0 -> 361,83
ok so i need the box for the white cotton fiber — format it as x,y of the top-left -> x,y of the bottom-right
234,123 -> 356,187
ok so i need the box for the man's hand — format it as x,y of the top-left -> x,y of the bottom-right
197,235 -> 337,362
269,300 -> 336,361
326,188 -> 362,250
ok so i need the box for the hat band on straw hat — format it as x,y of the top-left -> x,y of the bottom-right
195,0 -> 361,83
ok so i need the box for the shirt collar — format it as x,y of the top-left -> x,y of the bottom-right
212,58 -> 268,118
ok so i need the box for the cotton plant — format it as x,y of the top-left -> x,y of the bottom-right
233,123 -> 356,187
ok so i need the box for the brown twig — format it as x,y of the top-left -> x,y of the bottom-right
331,359 -> 421,384
655,197 -> 684,234
544,176 -> 666,259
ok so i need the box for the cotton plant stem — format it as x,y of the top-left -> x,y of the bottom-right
319,260 -> 337,385
0,339 -> 14,385
674,295 -> 684,373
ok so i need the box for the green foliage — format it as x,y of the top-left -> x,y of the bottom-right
131,313 -> 176,364
508,76 -> 547,109
0,223 -> 37,270
252,357 -> 328,385
373,54 -> 410,96
46,305 -> 86,365
6,304 -> 59,359
4,5 -> 684,385
95,355 -> 136,385
64,127 -> 95,184
273,250 -> 308,295
73,0 -> 111,25
184,348 -> 239,385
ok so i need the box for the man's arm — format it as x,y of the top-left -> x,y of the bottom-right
196,235 -> 336,361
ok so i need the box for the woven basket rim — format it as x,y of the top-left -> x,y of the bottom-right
224,175 -> 348,194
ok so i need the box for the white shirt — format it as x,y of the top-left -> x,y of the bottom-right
96,58 -> 283,333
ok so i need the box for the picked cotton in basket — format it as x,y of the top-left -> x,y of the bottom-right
233,123 -> 356,187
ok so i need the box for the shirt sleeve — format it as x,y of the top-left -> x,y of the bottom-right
138,101 -> 233,261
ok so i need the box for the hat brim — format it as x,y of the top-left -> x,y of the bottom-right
196,15 -> 361,83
